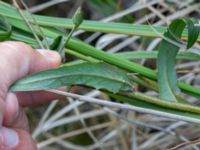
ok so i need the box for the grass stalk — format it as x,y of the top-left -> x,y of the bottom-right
123,92 -> 200,114
65,49 -> 99,63
0,1 -> 200,40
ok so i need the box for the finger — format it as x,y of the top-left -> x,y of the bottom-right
0,100 -> 5,127
2,93 -> 36,149
3,93 -> 28,131
13,128 -> 37,150
16,91 -> 60,107
0,41 -> 61,100
0,127 -> 36,150
16,87 -> 65,107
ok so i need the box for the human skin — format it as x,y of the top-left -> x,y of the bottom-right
0,41 -> 62,150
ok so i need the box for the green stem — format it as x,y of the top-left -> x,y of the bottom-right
123,92 -> 200,114
68,39 -> 155,78
130,76 -> 188,103
59,26 -> 76,61
64,49 -> 99,63
64,26 -> 76,47
130,75 -> 158,91
116,51 -> 200,61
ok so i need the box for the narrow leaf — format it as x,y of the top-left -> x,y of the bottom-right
116,51 -> 200,61
10,62 -> 133,93
186,18 -> 200,48
157,18 -> 200,101
0,15 -> 12,41
41,36 -> 63,50
0,1 -> 199,40
109,93 -> 200,124
72,7 -> 83,28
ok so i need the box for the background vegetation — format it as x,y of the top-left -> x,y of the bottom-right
1,0 -> 200,150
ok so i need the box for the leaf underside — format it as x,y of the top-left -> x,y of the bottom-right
10,62 -> 133,93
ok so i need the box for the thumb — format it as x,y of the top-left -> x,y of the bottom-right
0,127 -> 36,150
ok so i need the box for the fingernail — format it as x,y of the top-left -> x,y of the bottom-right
37,49 -> 61,60
0,127 -> 19,148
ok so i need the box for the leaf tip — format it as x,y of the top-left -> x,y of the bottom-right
72,7 -> 83,28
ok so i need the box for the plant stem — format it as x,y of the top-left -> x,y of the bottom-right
129,75 -> 158,91
123,92 -> 200,114
64,49 -> 99,63
130,76 -> 188,103
116,51 -> 200,61
59,27 -> 76,61
64,27 -> 76,47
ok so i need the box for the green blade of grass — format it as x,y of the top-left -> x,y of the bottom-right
116,51 -> 200,61
109,93 -> 200,124
123,92 -> 200,114
0,1 -> 200,40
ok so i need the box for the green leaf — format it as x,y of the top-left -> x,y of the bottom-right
0,15 -> 12,41
116,51 -> 200,61
10,62 -> 133,93
1,1 -> 197,40
72,7 -> 83,28
42,36 -> 63,50
157,18 -> 200,102
186,18 -> 200,49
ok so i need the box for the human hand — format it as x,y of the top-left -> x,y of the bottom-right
0,41 -> 61,150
